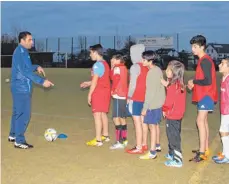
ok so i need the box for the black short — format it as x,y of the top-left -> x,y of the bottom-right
112,98 -> 127,118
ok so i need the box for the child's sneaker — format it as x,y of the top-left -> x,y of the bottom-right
156,145 -> 162,152
192,149 -> 210,158
205,149 -> 210,158
165,153 -> 173,160
192,149 -> 199,153
110,141 -> 124,150
122,140 -> 128,147
142,145 -> 148,151
86,138 -> 103,146
139,151 -> 157,160
212,152 -> 224,161
165,159 -> 183,168
126,146 -> 144,154
102,135 -> 110,142
214,157 -> 229,164
189,152 -> 207,162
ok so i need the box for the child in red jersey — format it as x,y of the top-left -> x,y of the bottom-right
80,44 -> 111,146
188,35 -> 218,162
212,58 -> 229,164
109,54 -> 129,149
126,44 -> 149,154
161,60 -> 186,168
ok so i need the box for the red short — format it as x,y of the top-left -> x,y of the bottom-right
91,90 -> 111,113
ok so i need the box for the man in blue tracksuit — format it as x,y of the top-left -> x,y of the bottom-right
9,31 -> 54,149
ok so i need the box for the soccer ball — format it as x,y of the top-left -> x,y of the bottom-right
5,78 -> 10,83
44,128 -> 57,142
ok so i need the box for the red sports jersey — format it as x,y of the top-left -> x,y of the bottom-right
192,54 -> 218,102
91,60 -> 111,113
110,63 -> 128,98
221,74 -> 229,115
131,63 -> 149,102
163,82 -> 186,120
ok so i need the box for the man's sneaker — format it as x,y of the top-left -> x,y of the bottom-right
122,140 -> 128,147
215,157 -> 229,164
101,136 -> 110,142
139,151 -> 157,160
212,152 -> 224,161
14,142 -> 33,149
110,141 -> 125,150
8,136 -> 15,142
165,153 -> 173,160
142,145 -> 148,151
156,146 -> 162,152
86,138 -> 103,146
24,142 -> 34,148
165,159 -> 183,168
126,147 -> 144,154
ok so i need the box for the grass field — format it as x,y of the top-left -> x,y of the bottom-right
1,68 -> 229,184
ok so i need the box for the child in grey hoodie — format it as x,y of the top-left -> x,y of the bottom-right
126,44 -> 149,154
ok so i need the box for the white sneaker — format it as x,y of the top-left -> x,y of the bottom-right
110,141 -> 125,150
102,136 -> 110,142
156,146 -> 162,152
8,136 -> 15,142
123,140 -> 128,147
139,151 -> 157,160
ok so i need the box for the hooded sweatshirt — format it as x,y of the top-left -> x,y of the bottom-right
128,44 -> 148,102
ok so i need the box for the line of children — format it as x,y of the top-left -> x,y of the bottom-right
81,38 -> 228,166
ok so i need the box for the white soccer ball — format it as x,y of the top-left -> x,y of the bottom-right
5,78 -> 10,83
44,128 -> 57,142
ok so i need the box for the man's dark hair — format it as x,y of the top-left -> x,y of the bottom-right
89,44 -> 103,56
112,54 -> 127,64
18,31 -> 32,43
142,50 -> 157,63
190,35 -> 207,49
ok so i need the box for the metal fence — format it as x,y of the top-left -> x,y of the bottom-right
2,33 -> 199,69
32,34 -> 180,61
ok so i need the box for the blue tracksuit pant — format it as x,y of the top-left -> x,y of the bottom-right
9,93 -> 31,144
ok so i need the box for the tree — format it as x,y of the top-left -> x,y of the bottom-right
11,26 -> 22,43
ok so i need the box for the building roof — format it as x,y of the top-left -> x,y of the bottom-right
155,48 -> 175,55
207,43 -> 229,54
